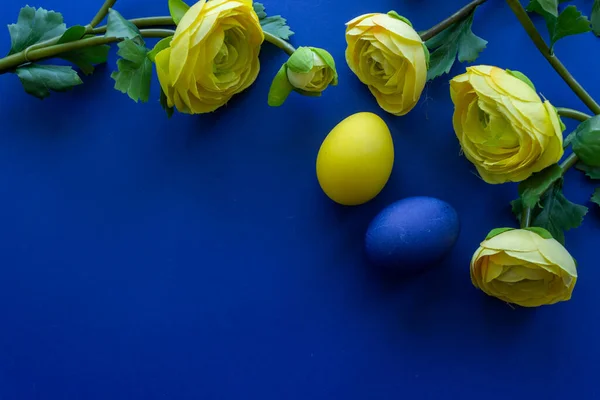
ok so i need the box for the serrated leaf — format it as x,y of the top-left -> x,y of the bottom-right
485,228 -> 514,240
148,36 -> 173,62
61,45 -> 110,75
106,9 -> 143,43
527,2 -> 591,49
531,184 -> 588,244
526,0 -> 559,17
58,25 -> 86,44
8,6 -> 66,55
268,64 -> 293,107
160,90 -> 174,118
550,6 -> 591,48
518,164 -> 563,208
254,2 -> 294,41
593,0 -> 600,36
15,64 -> 82,99
592,188 -> 600,207
169,0 -> 190,25
426,10 -> 486,81
253,3 -> 267,19
576,162 -> 600,179
111,39 -> 152,103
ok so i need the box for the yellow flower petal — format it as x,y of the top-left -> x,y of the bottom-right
532,236 -> 577,278
482,229 -> 537,252
345,12 -> 425,116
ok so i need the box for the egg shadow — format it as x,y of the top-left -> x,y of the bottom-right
389,257 -> 537,341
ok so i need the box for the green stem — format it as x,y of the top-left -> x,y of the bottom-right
506,0 -> 600,114
23,0 -> 120,54
0,9 -> 297,73
556,107 -> 592,122
5,0 -> 121,72
264,31 -> 296,56
93,17 -> 296,55
556,107 -> 592,148
88,0 -> 118,29
559,152 -> 579,172
90,16 -> 175,35
0,29 -> 175,73
556,107 -> 592,149
420,0 -> 487,41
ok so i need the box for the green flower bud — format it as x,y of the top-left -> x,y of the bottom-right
268,46 -> 338,107
572,116 -> 600,167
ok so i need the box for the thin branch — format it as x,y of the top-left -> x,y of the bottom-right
420,0 -> 487,41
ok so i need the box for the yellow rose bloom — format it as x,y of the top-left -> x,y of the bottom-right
471,228 -> 577,307
155,0 -> 264,114
450,66 -> 564,184
345,12 -> 427,116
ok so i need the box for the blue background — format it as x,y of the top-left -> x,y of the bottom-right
0,0 -> 598,398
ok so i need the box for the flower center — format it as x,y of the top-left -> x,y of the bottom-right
213,30 -> 241,74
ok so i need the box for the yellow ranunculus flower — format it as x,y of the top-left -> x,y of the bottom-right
471,228 -> 577,307
345,12 -> 427,116
450,66 -> 564,184
155,0 -> 264,114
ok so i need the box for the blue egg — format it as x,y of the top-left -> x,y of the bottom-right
365,197 -> 460,273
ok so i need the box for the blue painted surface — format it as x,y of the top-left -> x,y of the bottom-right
0,0 -> 598,399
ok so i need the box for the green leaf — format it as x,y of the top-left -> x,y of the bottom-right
524,227 -> 555,239
169,0 -> 190,25
61,45 -> 110,75
106,9 -> 143,43
526,0 -> 559,17
518,164 -> 563,208
253,3 -> 267,19
387,11 -> 413,28
528,2 -> 591,49
268,64 -> 294,107
506,69 -> 536,90
592,188 -> 600,207
576,162 -> 600,179
555,106 -> 567,132
111,39 -> 152,103
422,43 -> 430,70
148,36 -> 173,63
531,183 -> 588,244
15,64 -> 82,99
295,89 -> 322,97
310,47 -> 338,85
160,90 -> 174,118
592,0 -> 600,36
287,47 -> 314,73
549,6 -> 591,48
425,10 -> 487,81
57,25 -> 86,44
8,6 -> 66,54
511,198 -> 523,219
571,115 -> 600,167
485,228 -> 514,240
254,2 -> 294,41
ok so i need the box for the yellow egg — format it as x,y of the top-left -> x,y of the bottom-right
316,112 -> 394,206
